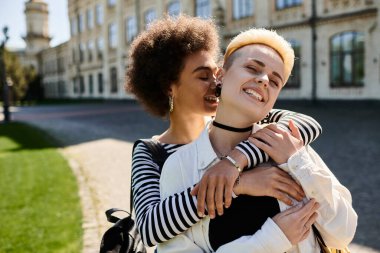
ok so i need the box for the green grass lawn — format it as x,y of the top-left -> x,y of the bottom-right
0,122 -> 82,253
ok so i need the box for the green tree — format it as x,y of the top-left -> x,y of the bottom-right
0,49 -> 39,103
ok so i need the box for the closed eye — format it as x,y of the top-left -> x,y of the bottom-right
246,66 -> 259,74
270,79 -> 279,87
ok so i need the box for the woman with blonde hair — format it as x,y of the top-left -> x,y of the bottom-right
158,27 -> 357,252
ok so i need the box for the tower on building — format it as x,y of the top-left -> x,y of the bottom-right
23,0 -> 51,70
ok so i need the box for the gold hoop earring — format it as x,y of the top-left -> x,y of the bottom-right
169,96 -> 174,113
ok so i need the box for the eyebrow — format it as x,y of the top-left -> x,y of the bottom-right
249,59 -> 284,84
192,66 -> 213,73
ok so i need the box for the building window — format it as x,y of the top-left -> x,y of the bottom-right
108,23 -> 117,49
110,67 -> 118,93
126,17 -> 137,43
78,13 -> 84,33
70,17 -> 77,35
196,0 -> 211,18
330,31 -> 365,87
73,78 -> 78,93
285,40 -> 301,88
233,0 -> 254,19
87,8 -> 93,29
98,72 -> 103,93
57,57 -> 65,73
79,75 -> 85,94
72,48 -> 76,63
97,37 -> 104,59
58,80 -> 66,96
79,43 -> 85,63
89,74 -> 93,94
88,40 -> 94,62
144,9 -> 156,28
168,1 -> 181,16
108,0 -> 116,7
276,0 -> 303,10
96,4 -> 103,25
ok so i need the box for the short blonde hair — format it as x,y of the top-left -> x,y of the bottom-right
224,28 -> 294,84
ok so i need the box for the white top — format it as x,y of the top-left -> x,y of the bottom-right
159,124 -> 357,253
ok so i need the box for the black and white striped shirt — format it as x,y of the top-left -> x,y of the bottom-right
131,109 -> 322,247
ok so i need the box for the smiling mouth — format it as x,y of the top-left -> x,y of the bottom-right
243,88 -> 264,102
204,96 -> 219,103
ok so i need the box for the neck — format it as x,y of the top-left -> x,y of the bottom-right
209,106 -> 257,157
159,113 -> 207,144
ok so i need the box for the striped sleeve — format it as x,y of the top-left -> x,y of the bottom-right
131,142 -> 200,247
236,109 -> 322,168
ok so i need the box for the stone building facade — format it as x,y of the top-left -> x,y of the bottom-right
26,0 -> 380,100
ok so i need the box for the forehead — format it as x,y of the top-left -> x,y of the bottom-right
236,44 -> 283,63
184,50 -> 217,69
234,44 -> 285,74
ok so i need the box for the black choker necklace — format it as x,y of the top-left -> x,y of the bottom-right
212,121 -> 253,133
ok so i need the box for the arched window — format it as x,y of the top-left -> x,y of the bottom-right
168,1 -> 181,16
196,0 -> 211,19
285,40 -> 301,88
330,31 -> 364,87
232,0 -> 254,20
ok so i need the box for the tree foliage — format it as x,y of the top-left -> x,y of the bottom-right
0,49 -> 40,102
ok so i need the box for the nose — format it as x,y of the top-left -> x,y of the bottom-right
256,74 -> 269,88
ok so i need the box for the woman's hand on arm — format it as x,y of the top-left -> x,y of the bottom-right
216,199 -> 319,253
234,166 -> 305,206
273,199 -> 320,245
190,149 -> 247,218
249,121 -> 303,164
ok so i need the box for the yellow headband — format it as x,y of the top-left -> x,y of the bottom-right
224,28 -> 295,84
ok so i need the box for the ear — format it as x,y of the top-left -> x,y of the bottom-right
167,84 -> 175,97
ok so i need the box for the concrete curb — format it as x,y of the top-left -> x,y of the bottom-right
61,150 -> 101,253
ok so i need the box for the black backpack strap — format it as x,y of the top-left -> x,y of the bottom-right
105,208 -> 130,223
130,139 -> 169,212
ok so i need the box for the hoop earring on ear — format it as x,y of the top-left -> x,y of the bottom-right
215,82 -> 222,97
169,96 -> 174,113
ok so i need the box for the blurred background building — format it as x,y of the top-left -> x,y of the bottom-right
20,0 -> 380,100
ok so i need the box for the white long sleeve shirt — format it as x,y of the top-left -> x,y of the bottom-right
159,124 -> 357,253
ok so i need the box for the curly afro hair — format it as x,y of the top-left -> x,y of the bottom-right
125,15 -> 219,117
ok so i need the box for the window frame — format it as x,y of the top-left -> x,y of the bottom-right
96,4 -> 103,25
108,22 -> 117,49
284,40 -> 301,88
232,0 -> 254,20
195,0 -> 211,19
126,16 -> 137,43
167,0 -> 181,16
110,67 -> 118,93
329,31 -> 365,88
275,0 -> 303,10
144,8 -> 157,28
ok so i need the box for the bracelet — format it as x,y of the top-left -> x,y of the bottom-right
222,155 -> 243,173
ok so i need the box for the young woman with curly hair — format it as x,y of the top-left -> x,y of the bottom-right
125,15 -> 322,249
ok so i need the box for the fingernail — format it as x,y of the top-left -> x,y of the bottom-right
210,214 -> 215,219
198,212 -> 204,217
225,204 -> 230,208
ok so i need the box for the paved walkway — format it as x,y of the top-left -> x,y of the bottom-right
61,139 -> 156,253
